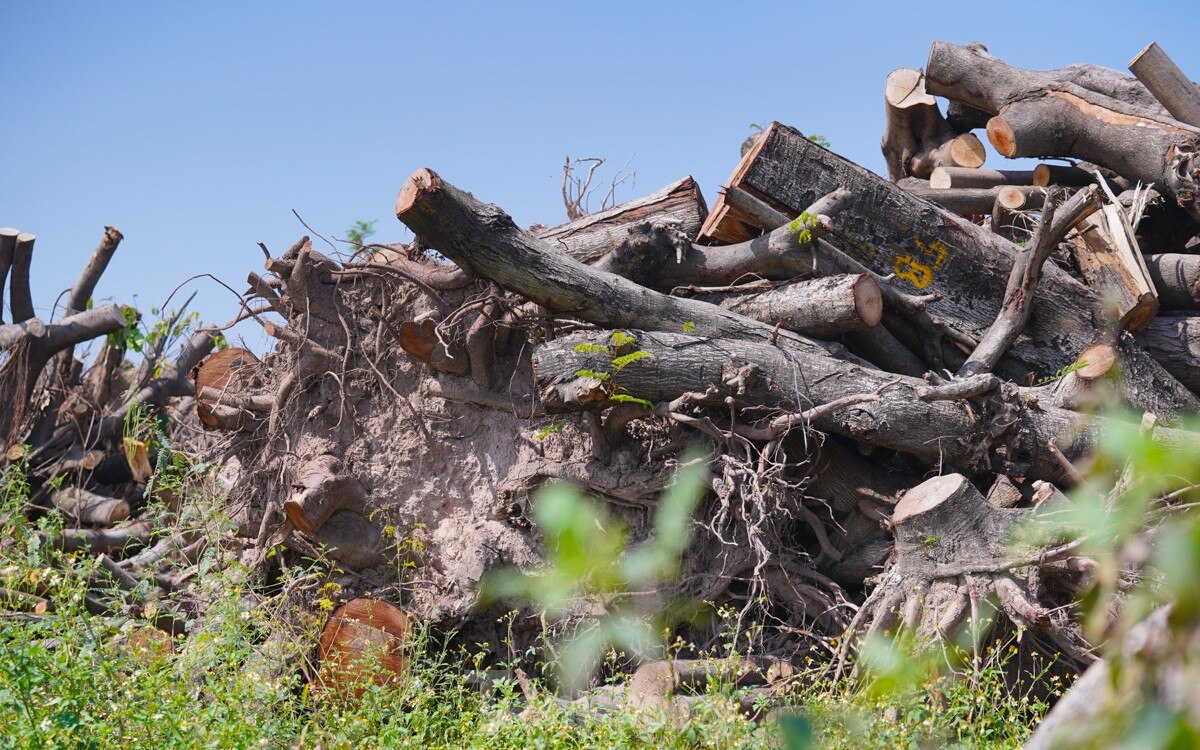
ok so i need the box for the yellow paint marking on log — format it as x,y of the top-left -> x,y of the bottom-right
893,255 -> 933,289
913,237 -> 949,269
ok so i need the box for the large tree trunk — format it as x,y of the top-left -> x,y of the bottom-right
694,121 -> 1199,416
532,330 -> 1199,484
924,41 -> 1200,221
391,169 -> 1196,482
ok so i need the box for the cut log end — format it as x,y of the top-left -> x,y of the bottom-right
949,133 -> 987,169
986,117 -> 1018,158
853,274 -> 884,328
395,168 -> 442,218
316,598 -> 410,698
885,68 -> 937,109
998,185 -> 1031,210
891,473 -> 968,526
1075,342 -> 1118,381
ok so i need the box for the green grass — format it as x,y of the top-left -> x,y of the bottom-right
0,464 -> 1054,749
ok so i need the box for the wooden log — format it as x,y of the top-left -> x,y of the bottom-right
1144,254 -> 1200,309
54,487 -> 132,526
904,185 -> 1041,217
924,41 -> 1200,221
64,227 -> 123,316
719,183 -> 952,373
394,167 -> 841,362
282,454 -> 368,536
1067,203 -> 1160,330
695,122 -> 1198,415
929,167 -> 1037,190
0,587 -> 50,614
534,177 -> 707,265
1033,164 -> 1096,187
38,520 -> 153,554
996,185 -> 1045,211
316,598 -> 410,698
0,228 -> 16,325
1027,342 -> 1118,410
532,330 -> 1200,483
845,324 -> 927,377
703,274 -> 882,337
945,100 -> 992,131
10,233 -> 35,323
1136,314 -> 1200,392
1128,42 -> 1200,128
193,347 -> 267,428
881,68 -> 986,181
395,318 -> 470,376
958,188 -> 1069,377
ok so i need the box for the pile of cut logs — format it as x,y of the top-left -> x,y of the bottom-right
6,39 -> 1200,719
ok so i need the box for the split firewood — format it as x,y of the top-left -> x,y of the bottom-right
881,68 -> 986,181
1066,201 -> 1160,331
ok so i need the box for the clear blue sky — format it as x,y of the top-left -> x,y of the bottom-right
3,1 -> 1198,348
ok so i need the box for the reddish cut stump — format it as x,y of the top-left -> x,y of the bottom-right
316,599 -> 410,697
192,348 -> 263,428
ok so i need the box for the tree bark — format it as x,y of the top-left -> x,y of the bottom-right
1128,42 -> 1200,128
10,233 -> 36,323
65,227 -> 123,316
924,41 -> 1200,221
881,68 -> 986,181
694,121 -> 1199,415
1136,314 -> 1200,392
703,274 -> 882,337
534,177 -> 707,265
929,167 -> 1036,190
531,330 -> 1200,483
1145,253 -> 1200,309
